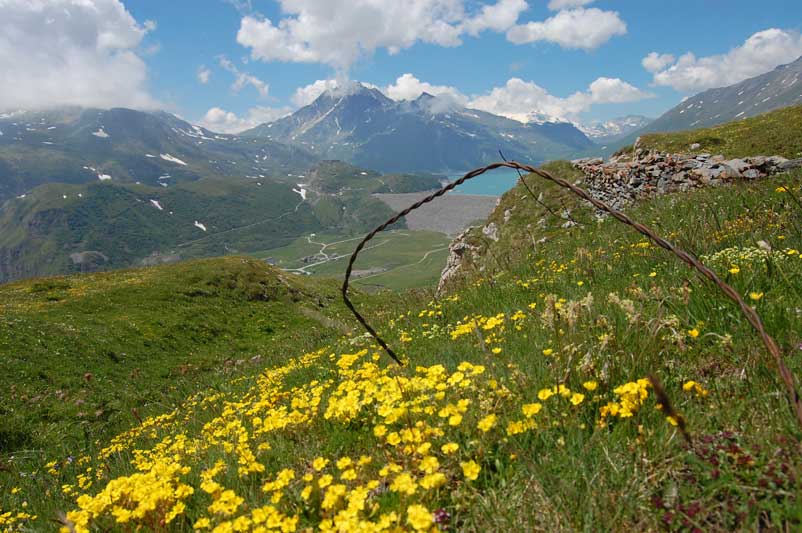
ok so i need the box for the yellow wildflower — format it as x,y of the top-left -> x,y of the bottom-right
460,460 -> 481,481
477,414 -> 497,432
312,457 -> 329,472
521,403 -> 542,417
441,442 -> 459,454
406,504 -> 433,531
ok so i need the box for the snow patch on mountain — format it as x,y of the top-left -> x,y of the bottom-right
577,115 -> 653,141
92,128 -> 110,138
160,153 -> 187,166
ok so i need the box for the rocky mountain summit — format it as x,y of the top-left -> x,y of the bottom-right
572,146 -> 802,209
245,83 -> 593,173
577,115 -> 653,144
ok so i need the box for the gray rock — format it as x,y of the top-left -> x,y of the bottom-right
767,156 -> 790,166
690,143 -> 701,150
778,158 -> 802,171
482,222 -> 499,242
717,164 -> 742,179
723,159 -> 749,172
743,169 -> 762,179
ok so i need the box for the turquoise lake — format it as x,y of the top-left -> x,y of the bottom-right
448,170 -> 523,196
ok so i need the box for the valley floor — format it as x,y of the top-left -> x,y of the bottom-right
253,230 -> 452,291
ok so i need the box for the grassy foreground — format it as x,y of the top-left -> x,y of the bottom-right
0,257 -> 348,459
2,168 -> 802,531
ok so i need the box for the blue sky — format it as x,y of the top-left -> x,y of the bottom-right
3,1 -> 802,132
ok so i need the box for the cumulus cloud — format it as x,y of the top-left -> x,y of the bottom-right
197,106 -> 292,133
0,0 -> 159,111
506,8 -> 626,50
462,0 -> 529,36
218,56 -> 269,97
197,65 -> 212,84
641,52 -> 675,74
384,74 -> 468,105
648,28 -> 802,93
236,0 -> 534,72
468,77 -> 652,122
291,79 -> 342,107
547,0 -> 594,10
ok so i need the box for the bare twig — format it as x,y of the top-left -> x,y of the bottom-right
648,374 -> 692,445
342,160 -> 802,430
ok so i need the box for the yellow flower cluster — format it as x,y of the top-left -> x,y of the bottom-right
599,378 -> 651,422
52,311 -> 711,533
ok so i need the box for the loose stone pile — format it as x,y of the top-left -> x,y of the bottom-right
572,148 -> 802,210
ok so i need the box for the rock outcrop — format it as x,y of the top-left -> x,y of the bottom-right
436,228 -> 481,295
572,149 -> 802,210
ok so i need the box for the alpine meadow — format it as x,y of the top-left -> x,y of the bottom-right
2,1 -> 802,532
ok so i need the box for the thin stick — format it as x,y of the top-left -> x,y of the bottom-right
341,160 -> 802,430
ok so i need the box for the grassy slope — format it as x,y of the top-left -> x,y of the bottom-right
0,257 -> 349,457
4,169 -> 802,530
636,104 -> 802,159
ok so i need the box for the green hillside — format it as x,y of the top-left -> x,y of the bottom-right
0,160 -> 440,284
3,162 -> 802,530
636,104 -> 802,159
0,257 -> 348,457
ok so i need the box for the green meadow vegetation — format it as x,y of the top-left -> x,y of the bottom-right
636,104 -> 802,159
255,230 -> 451,291
3,165 -> 802,531
3,109 -> 802,531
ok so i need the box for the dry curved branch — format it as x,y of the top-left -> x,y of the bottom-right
341,160 -> 802,430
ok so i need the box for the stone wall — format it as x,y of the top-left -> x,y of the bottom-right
572,149 -> 802,210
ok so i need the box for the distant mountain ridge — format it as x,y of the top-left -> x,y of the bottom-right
0,107 -> 445,283
577,115 -> 653,144
611,55 -> 802,151
0,107 -> 317,203
244,83 -> 593,172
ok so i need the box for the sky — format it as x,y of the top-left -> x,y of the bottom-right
2,0 -> 802,133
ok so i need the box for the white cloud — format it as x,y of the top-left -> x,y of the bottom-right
384,74 -> 468,105
218,56 -> 269,97
547,0 -> 594,10
197,65 -> 212,84
236,0 -> 532,71
648,28 -> 802,93
0,0 -> 158,111
506,8 -> 626,50
291,79 -> 341,107
197,106 -> 292,133
586,77 -> 650,104
641,52 -> 675,73
468,76 -> 652,122
462,0 -> 529,36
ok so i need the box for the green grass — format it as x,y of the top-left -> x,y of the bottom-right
0,257 -> 348,458
4,166 -> 802,530
637,104 -> 802,159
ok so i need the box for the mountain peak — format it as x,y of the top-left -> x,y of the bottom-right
524,111 -> 570,125
318,82 -> 388,102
